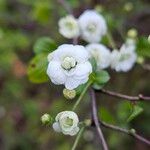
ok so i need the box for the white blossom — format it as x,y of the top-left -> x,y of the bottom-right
52,111 -> 79,136
86,43 -> 111,69
47,44 -> 92,90
78,10 -> 107,43
111,40 -> 137,72
58,15 -> 80,39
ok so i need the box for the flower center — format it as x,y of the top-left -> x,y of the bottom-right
119,53 -> 131,61
65,21 -> 75,30
65,117 -> 73,126
61,56 -> 77,70
87,23 -> 96,33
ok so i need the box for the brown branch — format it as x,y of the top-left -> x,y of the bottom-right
100,89 -> 150,102
90,88 -> 109,150
141,64 -> 150,71
100,121 -> 150,146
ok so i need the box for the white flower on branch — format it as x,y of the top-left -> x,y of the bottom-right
111,39 -> 137,72
86,43 -> 111,69
58,15 -> 80,39
52,111 -> 79,136
78,10 -> 107,43
47,44 -> 92,90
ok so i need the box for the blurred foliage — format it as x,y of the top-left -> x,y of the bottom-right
0,0 -> 150,150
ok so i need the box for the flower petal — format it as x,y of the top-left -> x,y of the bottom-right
47,61 -> 66,84
65,78 -> 81,90
75,62 -> 92,78
52,122 -> 62,133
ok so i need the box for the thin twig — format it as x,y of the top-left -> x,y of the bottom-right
57,0 -> 73,14
90,88 -> 109,150
71,127 -> 85,150
72,81 -> 92,111
100,89 -> 150,102
100,121 -> 150,146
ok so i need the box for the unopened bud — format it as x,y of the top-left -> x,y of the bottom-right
41,113 -> 52,125
127,28 -> 138,39
136,56 -> 144,64
95,5 -> 104,13
63,88 -> 76,99
84,119 -> 92,126
129,128 -> 136,134
124,2 -> 133,12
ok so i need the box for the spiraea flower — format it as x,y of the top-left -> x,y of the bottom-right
86,43 -> 111,69
78,10 -> 107,43
58,15 -> 80,39
47,44 -> 92,90
111,40 -> 137,72
52,111 -> 79,136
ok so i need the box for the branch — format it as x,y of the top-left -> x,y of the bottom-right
100,121 -> 150,146
141,64 -> 150,71
100,89 -> 150,102
90,88 -> 109,150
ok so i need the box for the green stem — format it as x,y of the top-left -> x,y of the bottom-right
106,32 -> 117,49
72,81 -> 92,111
71,127 -> 85,150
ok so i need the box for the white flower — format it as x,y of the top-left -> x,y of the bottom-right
52,111 -> 79,136
47,44 -> 92,90
78,10 -> 107,43
86,43 -> 111,69
58,15 -> 80,39
111,41 -> 137,72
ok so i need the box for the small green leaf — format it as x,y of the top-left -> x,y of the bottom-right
92,71 -> 110,90
89,57 -> 97,72
137,37 -> 150,58
33,37 -> 57,54
27,53 -> 49,83
127,105 -> 143,122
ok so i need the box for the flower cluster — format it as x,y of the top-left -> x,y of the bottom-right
59,10 -> 107,43
44,9 -> 138,136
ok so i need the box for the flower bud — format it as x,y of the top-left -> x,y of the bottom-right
129,128 -> 136,135
95,5 -> 104,13
136,56 -> 144,64
124,2 -> 133,12
63,88 -> 76,99
41,113 -> 52,125
84,119 -> 92,126
127,29 -> 138,39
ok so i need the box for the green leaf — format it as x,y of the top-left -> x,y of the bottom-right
137,37 -> 150,58
127,105 -> 143,122
27,53 -> 49,83
89,57 -> 97,72
92,71 -> 110,90
33,37 -> 57,54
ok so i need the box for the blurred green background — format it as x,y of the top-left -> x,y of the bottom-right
0,0 -> 150,150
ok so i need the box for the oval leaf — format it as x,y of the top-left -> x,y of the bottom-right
127,105 -> 143,122
27,53 -> 49,83
33,37 -> 57,54
92,71 -> 110,90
